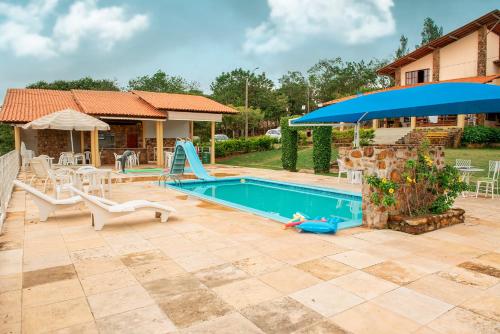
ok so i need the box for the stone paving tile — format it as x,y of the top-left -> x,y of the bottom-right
0,249 -> 23,276
364,260 -> 429,285
22,297 -> 94,333
128,260 -> 187,283
460,290 -> 500,321
80,268 -> 137,296
72,257 -> 125,278
330,270 -> 399,300
96,304 -> 176,334
331,301 -> 420,334
407,274 -> 481,305
181,312 -> 264,334
241,296 -> 323,334
296,257 -> 355,281
293,319 -> 349,334
174,252 -> 226,272
87,285 -> 154,319
213,277 -> 281,309
372,287 -> 453,325
158,288 -> 232,328
0,273 -> 22,293
119,249 -> 168,267
50,321 -> 99,334
290,281 -> 363,317
259,266 -> 321,294
143,275 -> 205,301
23,278 -> 84,308
22,264 -> 77,289
427,307 -> 500,334
437,266 -> 499,289
233,254 -> 286,276
0,290 -> 21,326
193,263 -> 248,288
329,250 -> 385,269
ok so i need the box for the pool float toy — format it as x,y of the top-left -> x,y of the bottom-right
283,212 -> 307,229
295,217 -> 342,234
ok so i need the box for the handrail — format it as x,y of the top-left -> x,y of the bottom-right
0,150 -> 20,228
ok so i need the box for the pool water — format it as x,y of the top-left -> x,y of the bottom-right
164,177 -> 362,230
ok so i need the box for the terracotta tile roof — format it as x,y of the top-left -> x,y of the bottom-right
0,89 -> 82,123
72,90 -> 165,119
322,75 -> 500,106
132,90 -> 237,114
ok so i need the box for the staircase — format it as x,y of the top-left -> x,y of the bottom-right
170,146 -> 187,175
397,128 -> 463,148
373,128 -> 413,145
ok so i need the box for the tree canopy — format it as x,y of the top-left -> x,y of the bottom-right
27,77 -> 120,91
127,70 -> 201,94
417,17 -> 443,47
395,34 -> 410,59
278,71 -> 310,115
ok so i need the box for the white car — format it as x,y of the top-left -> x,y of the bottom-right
265,128 -> 281,140
214,134 -> 229,141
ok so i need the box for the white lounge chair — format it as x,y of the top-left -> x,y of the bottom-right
13,180 -> 82,222
69,186 -> 176,231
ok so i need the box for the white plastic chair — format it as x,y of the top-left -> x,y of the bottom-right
113,153 -> 122,170
337,159 -> 350,183
84,151 -> 91,164
14,180 -> 82,222
20,142 -> 34,170
476,161 -> 500,199
69,186 -> 176,231
75,166 -> 105,197
58,152 -> 75,165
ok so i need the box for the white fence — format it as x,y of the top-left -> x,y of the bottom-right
0,150 -> 19,227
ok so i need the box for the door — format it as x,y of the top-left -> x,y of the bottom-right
127,134 -> 138,148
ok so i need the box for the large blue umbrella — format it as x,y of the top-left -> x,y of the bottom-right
291,82 -> 500,146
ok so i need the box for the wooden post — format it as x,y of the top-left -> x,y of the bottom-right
156,121 -> 164,167
410,117 -> 417,129
189,121 -> 194,139
457,114 -> 465,128
90,130 -> 97,167
80,131 -> 85,153
372,119 -> 379,130
14,126 -> 21,153
141,121 -> 146,148
339,122 -> 345,131
210,121 -> 215,164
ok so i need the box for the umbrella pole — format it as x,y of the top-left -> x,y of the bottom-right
70,130 -> 74,153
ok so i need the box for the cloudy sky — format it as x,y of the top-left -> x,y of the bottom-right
0,0 -> 497,100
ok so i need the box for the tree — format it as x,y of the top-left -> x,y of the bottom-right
128,70 -> 201,94
210,68 -> 287,124
278,71 -> 309,115
0,124 -> 14,156
417,17 -> 443,47
220,106 -> 264,138
27,77 -> 120,91
308,57 -> 391,103
395,34 -> 410,59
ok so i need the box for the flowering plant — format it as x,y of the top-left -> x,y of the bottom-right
366,175 -> 398,208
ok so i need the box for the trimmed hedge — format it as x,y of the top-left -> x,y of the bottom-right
462,126 -> 500,144
332,128 -> 375,146
312,126 -> 332,173
281,116 -> 299,171
214,136 -> 276,158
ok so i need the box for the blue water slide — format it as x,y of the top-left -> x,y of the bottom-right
175,140 -> 215,180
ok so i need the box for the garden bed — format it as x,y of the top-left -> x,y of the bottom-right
388,208 -> 465,235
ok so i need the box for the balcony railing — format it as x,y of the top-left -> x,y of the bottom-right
0,150 -> 19,227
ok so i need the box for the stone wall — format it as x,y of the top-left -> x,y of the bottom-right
338,145 -> 445,229
388,208 -> 465,235
36,129 -> 74,159
145,138 -> 176,162
477,25 -> 487,76
432,48 -> 440,81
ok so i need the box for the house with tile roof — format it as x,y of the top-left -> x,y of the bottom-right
0,89 -> 237,166
325,10 -> 499,137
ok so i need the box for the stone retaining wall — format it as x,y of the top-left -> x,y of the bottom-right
388,208 -> 465,235
338,145 -> 445,229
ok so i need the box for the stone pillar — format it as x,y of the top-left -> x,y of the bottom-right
410,117 -> 417,129
141,121 -> 146,148
340,122 -> 345,131
90,130 -> 100,167
394,68 -> 402,86
457,114 -> 465,128
14,126 -> 21,153
189,121 -> 194,139
432,48 -> 440,82
372,119 -> 379,129
477,26 -> 487,76
156,121 -> 164,167
80,131 -> 85,153
210,121 -> 216,164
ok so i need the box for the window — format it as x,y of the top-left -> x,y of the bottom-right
99,132 -> 115,148
405,69 -> 430,85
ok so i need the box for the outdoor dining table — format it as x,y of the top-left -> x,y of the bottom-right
74,168 -> 115,196
455,166 -> 484,197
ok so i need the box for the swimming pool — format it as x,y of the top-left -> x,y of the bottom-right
163,177 -> 362,230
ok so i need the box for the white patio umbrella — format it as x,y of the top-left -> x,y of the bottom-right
22,109 -> 110,152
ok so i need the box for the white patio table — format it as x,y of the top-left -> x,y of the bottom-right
456,166 -> 484,197
74,168 -> 114,196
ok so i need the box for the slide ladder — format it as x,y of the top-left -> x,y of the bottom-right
169,139 -> 215,181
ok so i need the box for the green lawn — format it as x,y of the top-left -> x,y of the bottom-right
219,147 -> 499,180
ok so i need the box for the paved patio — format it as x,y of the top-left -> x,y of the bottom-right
1,165 -> 499,333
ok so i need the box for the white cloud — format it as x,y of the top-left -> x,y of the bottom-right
0,0 -> 149,58
243,0 -> 395,54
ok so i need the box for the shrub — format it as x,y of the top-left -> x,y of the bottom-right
298,130 -> 308,146
312,126 -> 332,173
461,125 -> 496,144
214,136 -> 276,158
281,116 -> 299,171
0,124 -> 14,156
332,128 -> 374,146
